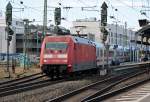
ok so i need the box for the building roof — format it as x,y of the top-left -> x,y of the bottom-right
136,24 -> 150,45
72,36 -> 95,46
136,24 -> 150,37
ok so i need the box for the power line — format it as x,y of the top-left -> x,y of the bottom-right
75,0 -> 98,9
9,1 -> 43,13
77,0 -> 92,7
116,0 -> 150,19
116,0 -> 141,14
0,9 -> 23,20
104,0 -> 140,28
105,0 -> 128,24
43,0 -> 47,37
8,1 -> 44,21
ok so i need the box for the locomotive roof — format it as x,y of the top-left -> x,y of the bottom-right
72,36 -> 95,46
94,42 -> 104,48
45,35 -> 95,46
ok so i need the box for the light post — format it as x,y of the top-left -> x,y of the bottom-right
23,19 -> 34,70
114,21 -> 118,63
36,31 -> 42,57
107,28 -> 111,68
6,2 -> 14,78
105,43 -> 110,70
0,30 -> 2,54
43,0 -> 47,38
110,14 -> 121,64
129,28 -> 135,62
135,33 -> 138,62
130,30 -> 133,62
23,19 -> 28,71
140,33 -> 143,62
36,31 -> 39,57
100,2 -> 108,75
112,20 -> 120,64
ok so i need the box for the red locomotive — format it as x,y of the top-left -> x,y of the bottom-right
40,35 -> 96,78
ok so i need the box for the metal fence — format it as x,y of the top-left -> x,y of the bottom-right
0,53 -> 33,68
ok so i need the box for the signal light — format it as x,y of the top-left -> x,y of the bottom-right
6,26 -> 14,41
101,27 -> 108,42
8,35 -> 12,41
6,2 -> 12,25
54,7 -> 61,25
8,27 -> 14,36
138,19 -> 149,27
101,2 -> 108,26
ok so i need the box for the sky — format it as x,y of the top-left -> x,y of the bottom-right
0,0 -> 150,30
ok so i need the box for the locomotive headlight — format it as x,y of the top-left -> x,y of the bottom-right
44,54 -> 53,58
68,64 -> 72,67
44,60 -> 47,62
57,54 -> 67,58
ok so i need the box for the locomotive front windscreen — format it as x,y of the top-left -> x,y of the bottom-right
45,42 -> 68,50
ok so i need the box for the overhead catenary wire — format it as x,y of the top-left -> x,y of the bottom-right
0,9 -> 23,20
8,0 -> 44,24
116,0 -> 150,19
9,0 -> 43,14
105,0 -> 150,29
105,0 -> 129,26
3,0 -> 147,29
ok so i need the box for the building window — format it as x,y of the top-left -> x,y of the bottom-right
88,33 -> 95,41
111,32 -> 113,37
111,36 -> 113,44
16,21 -> 24,26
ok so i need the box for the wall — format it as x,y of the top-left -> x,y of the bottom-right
70,20 -> 136,48
0,17 -> 24,54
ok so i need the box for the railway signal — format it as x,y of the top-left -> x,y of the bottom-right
5,2 -> 13,78
6,2 -> 12,25
101,2 -> 108,27
138,19 -> 149,27
6,26 -> 14,42
101,27 -> 108,42
101,2 -> 108,42
54,7 -> 61,25
100,2 -> 108,75
6,2 -> 14,42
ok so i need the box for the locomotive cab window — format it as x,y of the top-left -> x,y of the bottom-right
45,42 -> 68,50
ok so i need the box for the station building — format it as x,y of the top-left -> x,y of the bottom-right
0,17 -> 149,63
70,18 -> 135,48
70,18 -> 139,62
0,17 -> 24,54
0,17 -> 51,63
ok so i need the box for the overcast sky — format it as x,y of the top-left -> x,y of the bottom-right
0,0 -> 149,30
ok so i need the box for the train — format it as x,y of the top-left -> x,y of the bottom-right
40,35 -> 132,78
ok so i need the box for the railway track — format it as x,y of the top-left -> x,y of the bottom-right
0,74 -> 46,89
85,72 -> 150,102
47,69 -> 148,102
0,78 -> 68,97
0,72 -> 51,97
1,62 -> 149,100
0,72 -> 42,86
0,73 -> 91,97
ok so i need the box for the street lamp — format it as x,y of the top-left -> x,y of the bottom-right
110,17 -> 120,65
23,19 -> 35,70
129,28 -> 135,62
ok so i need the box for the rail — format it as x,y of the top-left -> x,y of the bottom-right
47,70 -> 147,102
109,61 -> 150,71
86,72 -> 150,102
47,62 -> 150,102
0,72 -> 42,86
